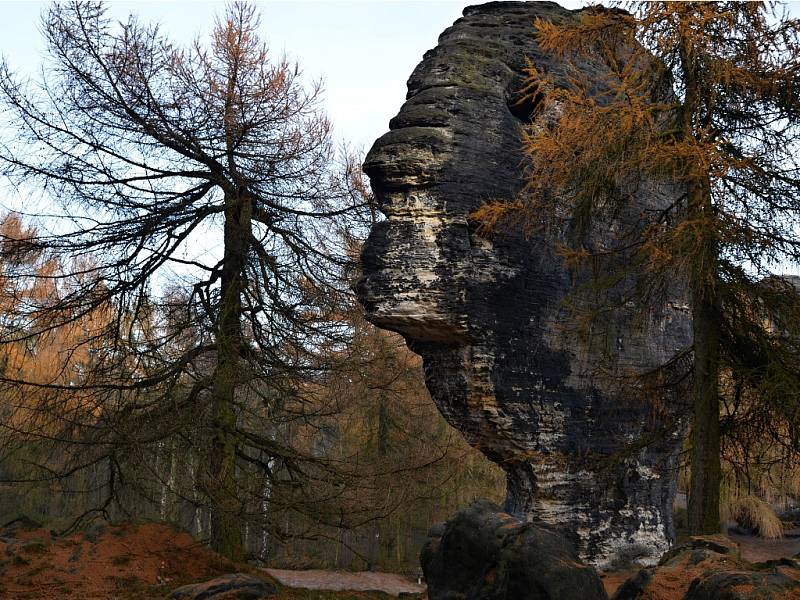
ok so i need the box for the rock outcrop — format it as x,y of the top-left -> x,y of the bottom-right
421,501 -> 609,600
357,0 -> 692,569
611,536 -> 800,600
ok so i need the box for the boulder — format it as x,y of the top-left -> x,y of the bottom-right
357,0 -> 691,568
421,500 -> 608,600
169,573 -> 277,600
610,536 -> 800,600
684,570 -> 800,600
610,569 -> 654,600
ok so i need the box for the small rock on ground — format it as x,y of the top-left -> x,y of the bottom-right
170,573 -> 277,600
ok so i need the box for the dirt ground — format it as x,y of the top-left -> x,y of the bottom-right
3,518 -> 799,600
729,529 -> 800,563
0,521 -> 238,599
269,531 -> 800,599
0,520 -> 419,599
600,531 -> 800,598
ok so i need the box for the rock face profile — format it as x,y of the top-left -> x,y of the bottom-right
356,0 -> 692,569
421,501 -> 609,600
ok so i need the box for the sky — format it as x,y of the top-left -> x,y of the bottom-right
1,0 -> 798,158
0,0 -> 588,154
1,0 -> 799,279
0,1 -> 598,281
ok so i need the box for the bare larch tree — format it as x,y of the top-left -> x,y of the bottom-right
0,1 -> 367,560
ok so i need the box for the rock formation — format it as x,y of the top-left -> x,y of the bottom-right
421,501 -> 608,600
356,1 -> 692,568
612,536 -> 800,600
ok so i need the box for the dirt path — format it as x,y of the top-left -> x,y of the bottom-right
263,568 -> 424,596
728,529 -> 800,563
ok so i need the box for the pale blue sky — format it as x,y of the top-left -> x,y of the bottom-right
0,1 -> 799,278
1,1 -> 798,155
0,1 -> 588,152
0,1 -> 595,278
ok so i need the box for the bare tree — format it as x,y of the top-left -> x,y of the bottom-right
0,1 -> 368,560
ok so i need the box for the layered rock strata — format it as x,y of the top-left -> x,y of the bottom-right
357,1 -> 691,568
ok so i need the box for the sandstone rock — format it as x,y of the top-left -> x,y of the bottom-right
610,536 -> 740,599
610,536 -> 800,600
357,0 -> 691,568
684,570 -> 800,600
421,500 -> 608,600
169,573 -> 277,600
658,535 -> 740,567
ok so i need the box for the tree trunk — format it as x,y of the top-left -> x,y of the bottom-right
209,189 -> 251,561
677,19 -> 722,536
687,176 -> 722,535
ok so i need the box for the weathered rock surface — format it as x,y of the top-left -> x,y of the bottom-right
611,536 -> 800,600
357,0 -> 692,568
421,501 -> 608,600
170,573 -> 277,600
684,570 -> 800,600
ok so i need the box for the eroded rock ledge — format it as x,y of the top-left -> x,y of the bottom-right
357,1 -> 691,568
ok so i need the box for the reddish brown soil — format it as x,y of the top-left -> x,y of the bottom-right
601,533 -> 800,600
0,521 -> 418,599
0,522 -> 239,599
611,550 -> 725,600
9,521 -> 800,600
601,568 -> 640,597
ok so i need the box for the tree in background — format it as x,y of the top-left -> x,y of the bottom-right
0,214 -> 127,527
476,2 -> 800,534
0,214 -> 505,570
0,0 -> 369,560
258,310 -> 504,569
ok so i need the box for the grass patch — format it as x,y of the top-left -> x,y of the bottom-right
724,495 -> 784,539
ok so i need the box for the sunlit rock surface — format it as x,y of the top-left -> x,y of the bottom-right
356,1 -> 691,569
